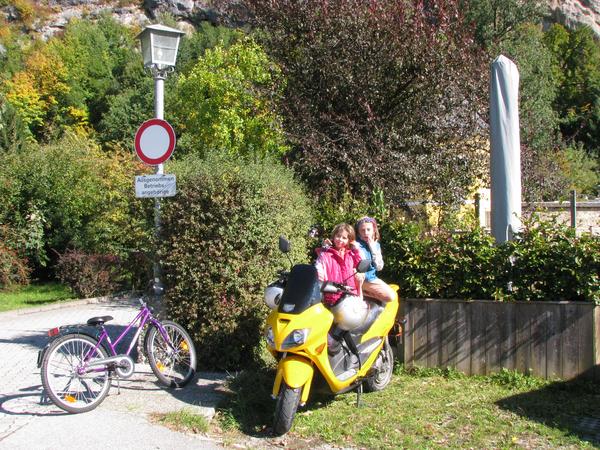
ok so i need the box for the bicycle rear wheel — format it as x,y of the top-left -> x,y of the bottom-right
41,334 -> 111,413
145,320 -> 196,388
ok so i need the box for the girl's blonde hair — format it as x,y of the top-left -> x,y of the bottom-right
331,223 -> 355,244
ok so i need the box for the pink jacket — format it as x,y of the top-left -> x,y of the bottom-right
315,246 -> 362,305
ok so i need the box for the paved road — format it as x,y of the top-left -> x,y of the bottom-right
0,297 -> 226,449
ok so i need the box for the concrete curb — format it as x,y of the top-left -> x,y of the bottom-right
0,294 -> 138,318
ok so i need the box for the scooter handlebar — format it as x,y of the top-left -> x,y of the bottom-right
321,281 -> 353,294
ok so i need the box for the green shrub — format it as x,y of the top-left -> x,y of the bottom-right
0,225 -> 30,290
382,219 -> 600,302
55,249 -> 122,298
0,134 -> 153,284
499,219 -> 600,302
159,154 -> 313,370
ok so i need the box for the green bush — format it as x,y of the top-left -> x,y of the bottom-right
0,134 -> 153,284
499,219 -> 600,302
382,219 -> 600,302
159,154 -> 313,370
0,225 -> 31,290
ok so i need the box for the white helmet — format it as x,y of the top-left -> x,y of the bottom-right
264,282 -> 284,310
330,296 -> 369,330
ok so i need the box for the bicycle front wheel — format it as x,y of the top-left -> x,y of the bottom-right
41,334 -> 111,413
145,320 -> 196,388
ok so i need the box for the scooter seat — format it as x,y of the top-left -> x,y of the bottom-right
87,316 -> 113,326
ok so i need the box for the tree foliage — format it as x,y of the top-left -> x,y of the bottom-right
176,21 -> 242,76
544,24 -> 600,160
171,38 -> 288,160
2,14 -> 146,144
461,0 -> 546,48
240,0 -> 488,206
0,93 -> 28,153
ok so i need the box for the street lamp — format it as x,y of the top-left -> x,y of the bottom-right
137,24 -> 184,298
138,23 -> 184,126
138,24 -> 184,71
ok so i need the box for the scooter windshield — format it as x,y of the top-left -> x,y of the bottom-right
278,264 -> 322,314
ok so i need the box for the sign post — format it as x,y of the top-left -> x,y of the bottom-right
133,118 -> 177,299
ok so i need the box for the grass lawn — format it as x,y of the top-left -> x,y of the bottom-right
159,365 -> 600,449
0,282 -> 76,312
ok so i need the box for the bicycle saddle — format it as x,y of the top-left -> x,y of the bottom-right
86,316 -> 113,326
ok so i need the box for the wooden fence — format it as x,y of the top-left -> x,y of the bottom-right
400,298 -> 600,381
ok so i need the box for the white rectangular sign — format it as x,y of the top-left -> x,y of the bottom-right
135,174 -> 176,198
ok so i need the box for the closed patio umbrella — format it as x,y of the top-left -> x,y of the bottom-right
490,55 -> 522,244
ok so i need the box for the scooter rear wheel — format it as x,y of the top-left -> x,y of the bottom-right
364,337 -> 394,392
272,382 -> 301,436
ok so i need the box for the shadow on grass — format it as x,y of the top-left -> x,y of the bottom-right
496,373 -> 600,445
23,298 -> 73,306
216,367 -> 338,437
216,367 -> 276,436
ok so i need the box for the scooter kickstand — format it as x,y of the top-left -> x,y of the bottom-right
356,382 -> 363,408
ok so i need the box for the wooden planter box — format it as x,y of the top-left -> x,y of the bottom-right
400,298 -> 600,381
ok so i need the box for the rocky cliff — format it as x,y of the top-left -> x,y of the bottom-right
2,1 -> 600,38
548,0 -> 600,36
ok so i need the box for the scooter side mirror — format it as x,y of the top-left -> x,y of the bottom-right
356,259 -> 371,274
279,236 -> 291,253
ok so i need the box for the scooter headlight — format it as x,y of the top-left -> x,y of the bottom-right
281,328 -> 310,350
265,326 -> 275,348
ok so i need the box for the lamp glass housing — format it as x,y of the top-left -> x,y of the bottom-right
139,25 -> 184,69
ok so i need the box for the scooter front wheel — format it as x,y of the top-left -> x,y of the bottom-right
272,382 -> 301,436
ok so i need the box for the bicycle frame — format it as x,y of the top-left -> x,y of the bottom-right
80,300 -> 172,373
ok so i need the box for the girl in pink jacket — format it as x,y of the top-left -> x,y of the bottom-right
315,223 -> 363,306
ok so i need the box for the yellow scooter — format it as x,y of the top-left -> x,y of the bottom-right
264,237 -> 399,436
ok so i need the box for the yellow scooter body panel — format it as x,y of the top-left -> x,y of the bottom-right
361,285 -> 399,343
266,303 -> 333,352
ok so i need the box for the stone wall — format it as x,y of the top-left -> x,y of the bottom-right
524,200 -> 600,235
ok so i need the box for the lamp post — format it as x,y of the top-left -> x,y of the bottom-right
137,24 -> 184,297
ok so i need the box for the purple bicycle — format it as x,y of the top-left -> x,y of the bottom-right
38,297 -> 196,413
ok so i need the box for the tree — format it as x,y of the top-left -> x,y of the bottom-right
2,15 -> 144,143
176,21 -> 242,76
3,47 -> 71,139
49,15 -> 141,134
0,93 -> 28,153
239,0 -> 489,207
544,24 -> 600,159
171,38 -> 288,160
561,143 -> 599,197
461,0 -> 546,48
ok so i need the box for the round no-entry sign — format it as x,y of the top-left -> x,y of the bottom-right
134,118 -> 176,165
